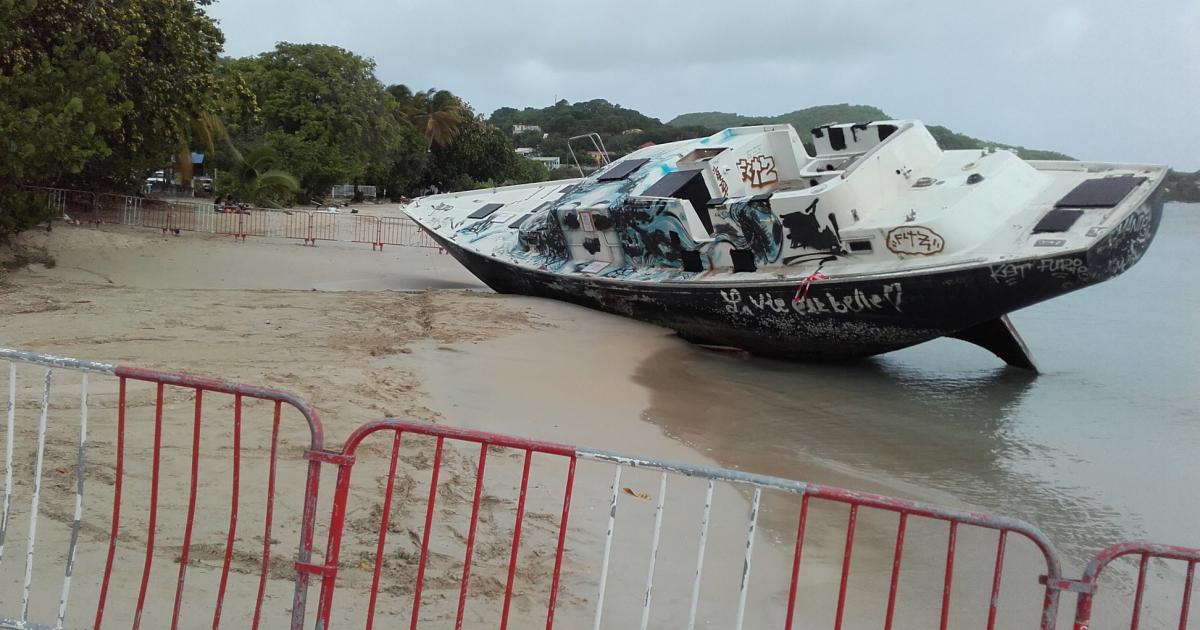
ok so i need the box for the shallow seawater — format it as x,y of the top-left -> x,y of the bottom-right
637,203 -> 1200,561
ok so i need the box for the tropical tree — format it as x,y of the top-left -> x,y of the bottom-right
231,43 -> 405,201
215,146 -> 300,208
0,0 -> 223,233
388,85 -> 467,148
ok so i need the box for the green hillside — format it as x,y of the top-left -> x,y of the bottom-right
668,104 -> 1073,161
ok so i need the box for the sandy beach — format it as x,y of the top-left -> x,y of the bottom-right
0,224 -> 1115,628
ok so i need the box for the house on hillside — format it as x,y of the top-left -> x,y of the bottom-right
530,156 -> 562,169
512,124 -> 542,135
514,147 -> 535,156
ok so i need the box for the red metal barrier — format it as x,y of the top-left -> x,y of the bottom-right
310,420 -> 576,630
218,210 -> 272,242
305,419 -> 1070,630
0,349 -> 324,629
352,215 -> 384,250
379,216 -> 442,251
281,211 -> 339,245
141,202 -> 199,235
3,347 -> 1198,629
1072,542 -> 1200,630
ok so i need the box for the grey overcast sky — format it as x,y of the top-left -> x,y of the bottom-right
206,1 -> 1199,170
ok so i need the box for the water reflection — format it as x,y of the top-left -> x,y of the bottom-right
630,204 -> 1200,567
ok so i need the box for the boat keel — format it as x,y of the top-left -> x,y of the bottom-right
949,315 -> 1039,372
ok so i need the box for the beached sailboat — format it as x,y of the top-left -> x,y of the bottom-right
404,121 -> 1166,370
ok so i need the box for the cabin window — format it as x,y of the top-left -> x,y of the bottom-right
681,250 -> 704,272
848,240 -> 873,253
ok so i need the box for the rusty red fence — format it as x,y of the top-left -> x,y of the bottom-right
26,186 -> 446,254
1072,542 -> 1200,630
281,211 -> 340,245
1,347 -> 1197,628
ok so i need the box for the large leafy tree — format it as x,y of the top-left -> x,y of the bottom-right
0,0 -> 223,233
230,43 -> 405,201
426,117 -> 520,191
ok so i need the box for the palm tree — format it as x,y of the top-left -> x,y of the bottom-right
388,85 -> 466,148
218,145 -> 299,207
174,110 -> 229,186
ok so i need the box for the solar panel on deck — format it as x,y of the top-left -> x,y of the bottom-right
1033,209 -> 1084,233
468,203 -> 504,219
642,170 -> 701,198
597,158 -> 649,181
1055,176 -> 1146,208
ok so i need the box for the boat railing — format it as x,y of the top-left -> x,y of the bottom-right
568,132 -> 611,177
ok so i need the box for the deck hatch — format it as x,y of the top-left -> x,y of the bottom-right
508,213 -> 532,229
597,158 -> 650,181
1055,176 -> 1147,208
1033,209 -> 1084,233
468,203 -> 505,219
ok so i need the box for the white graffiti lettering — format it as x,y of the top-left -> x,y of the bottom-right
988,262 -> 1034,286
791,283 -> 903,315
722,283 -> 903,317
1037,257 -> 1090,283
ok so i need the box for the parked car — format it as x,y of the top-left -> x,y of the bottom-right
195,177 -> 213,193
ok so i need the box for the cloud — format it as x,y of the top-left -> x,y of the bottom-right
206,0 -> 1199,169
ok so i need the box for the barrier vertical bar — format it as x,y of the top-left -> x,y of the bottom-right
784,494 -> 810,630
455,442 -> 489,630
213,394 -> 242,629
93,377 -> 126,629
1131,553 -> 1149,630
56,373 -> 88,627
639,473 -> 668,630
733,488 -> 761,630
987,530 -> 1008,630
366,431 -> 403,630
1180,561 -> 1195,630
685,479 -> 713,630
20,369 -> 51,622
500,450 -> 533,630
940,521 -> 958,630
545,455 -> 577,630
131,383 -> 165,630
252,401 -> 281,630
170,390 -> 204,629
833,504 -> 859,630
884,513 -> 908,630
0,363 -> 14,566
592,466 -> 622,630
410,436 -> 444,630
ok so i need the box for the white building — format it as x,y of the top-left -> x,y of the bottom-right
530,156 -> 562,169
512,124 -> 542,135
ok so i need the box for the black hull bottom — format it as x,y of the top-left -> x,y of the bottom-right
427,194 -> 1162,368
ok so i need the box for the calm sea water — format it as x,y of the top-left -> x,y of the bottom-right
640,203 -> 1200,562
